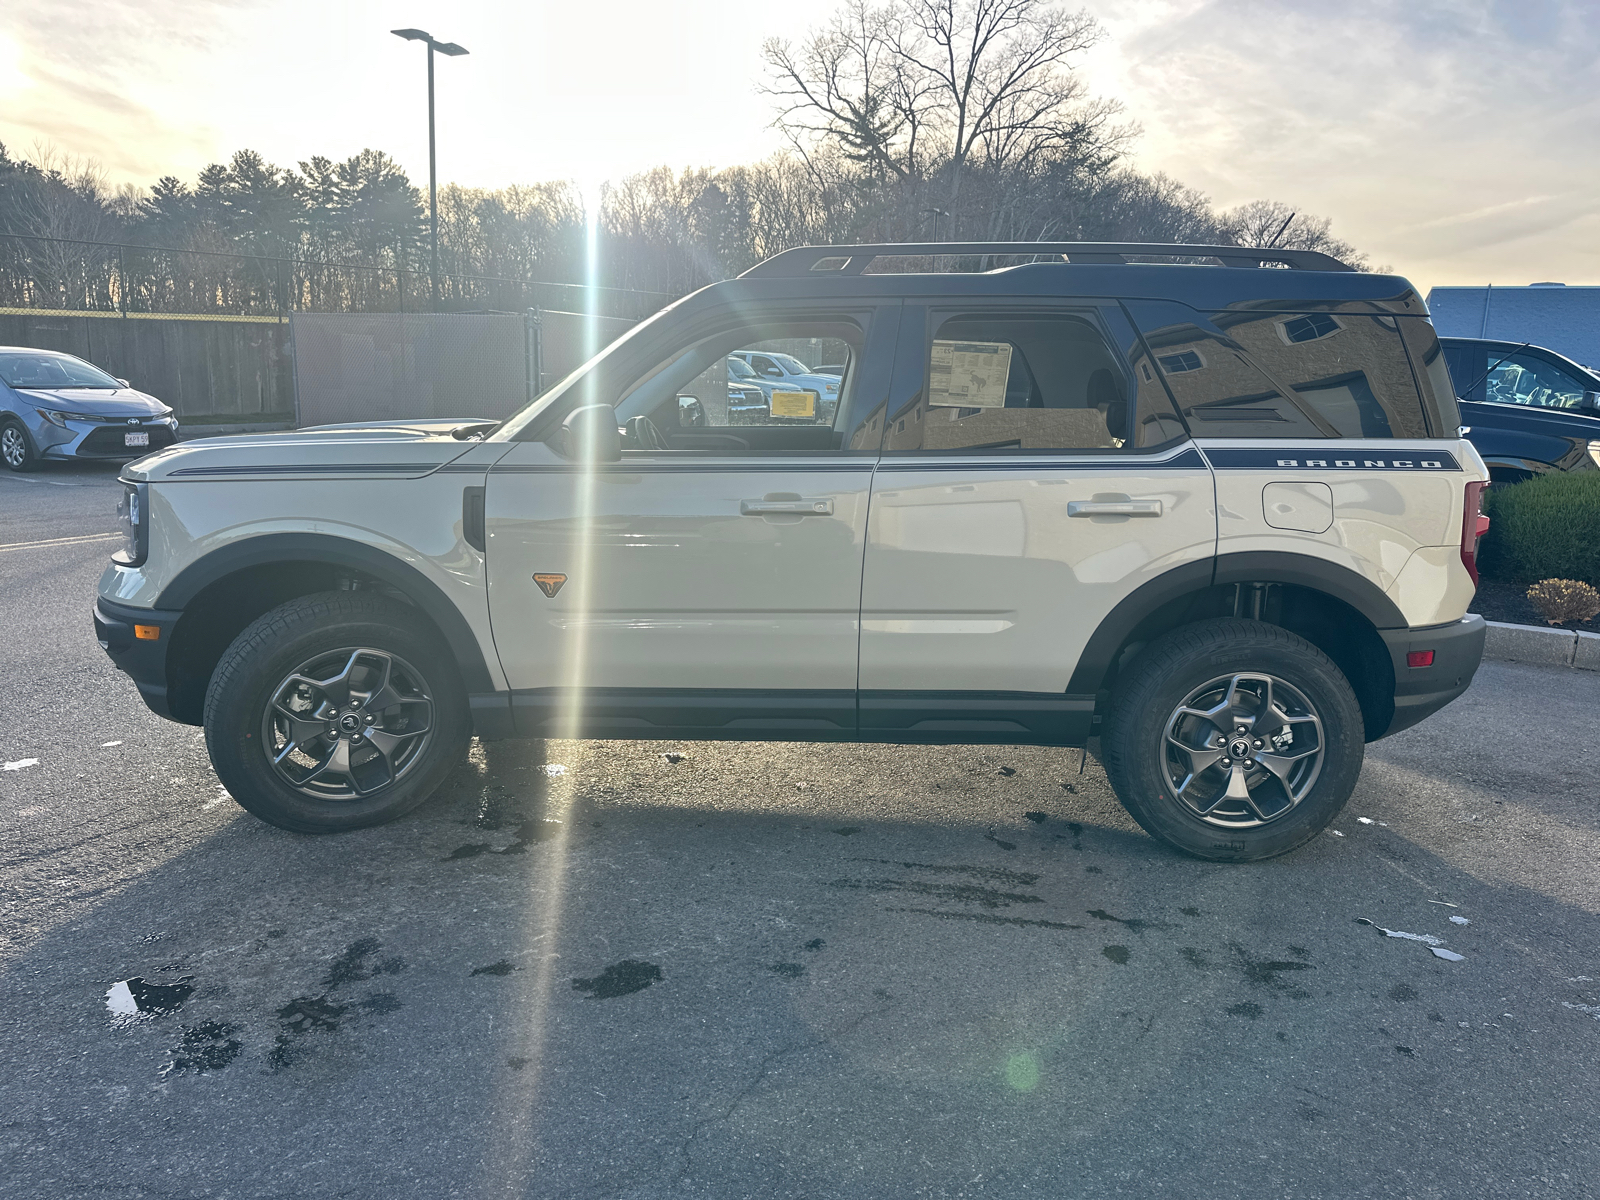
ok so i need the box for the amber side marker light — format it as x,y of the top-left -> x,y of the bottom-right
134,625 -> 160,640
1406,650 -> 1435,668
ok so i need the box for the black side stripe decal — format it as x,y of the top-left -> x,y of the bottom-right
490,460 -> 877,474
1204,448 -> 1462,471
166,462 -> 442,477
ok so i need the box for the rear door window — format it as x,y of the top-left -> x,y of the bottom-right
884,308 -> 1186,453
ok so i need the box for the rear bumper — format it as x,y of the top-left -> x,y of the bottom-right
94,597 -> 182,720
1378,614 -> 1486,737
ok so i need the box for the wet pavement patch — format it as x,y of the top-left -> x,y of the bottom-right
359,992 -> 402,1014
1230,945 -> 1314,995
1389,983 -> 1418,1002
997,767 -> 1016,777
106,976 -> 194,1027
1023,811 -> 1048,823
1227,1002 -> 1264,1019
269,996 -> 347,1071
1087,910 -> 1159,934
886,908 -> 1084,931
832,827 -> 861,836
1395,1045 -> 1415,1057
447,843 -> 494,860
831,877 -> 1043,909
803,938 -> 825,951
1102,945 -> 1130,965
572,960 -> 663,999
851,860 -> 1040,886
323,938 -> 404,989
984,831 -> 1018,851
160,1021 -> 242,1077
770,962 -> 805,978
471,960 -> 517,977
1179,907 -> 1201,917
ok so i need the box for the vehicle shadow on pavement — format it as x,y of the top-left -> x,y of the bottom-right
4,673 -> 1600,1200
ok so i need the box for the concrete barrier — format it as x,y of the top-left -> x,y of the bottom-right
1482,620 -> 1600,670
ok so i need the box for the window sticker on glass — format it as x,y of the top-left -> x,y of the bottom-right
768,390 -> 816,418
930,340 -> 1013,408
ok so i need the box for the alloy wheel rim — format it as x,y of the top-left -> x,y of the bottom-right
1160,672 -> 1324,828
2,427 -> 23,466
259,647 -> 435,801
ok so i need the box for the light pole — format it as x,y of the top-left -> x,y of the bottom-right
921,207 -> 950,241
391,28 -> 469,310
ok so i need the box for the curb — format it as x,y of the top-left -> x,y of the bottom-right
1482,620 -> 1600,671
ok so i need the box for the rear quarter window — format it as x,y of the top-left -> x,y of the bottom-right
1127,301 -> 1433,439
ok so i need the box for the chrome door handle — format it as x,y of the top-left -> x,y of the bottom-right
740,498 -> 834,516
1067,499 -> 1163,517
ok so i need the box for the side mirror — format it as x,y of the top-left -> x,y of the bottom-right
762,367 -> 782,378
1581,391 -> 1600,414
116,378 -> 130,388
677,395 -> 706,427
558,403 -> 621,462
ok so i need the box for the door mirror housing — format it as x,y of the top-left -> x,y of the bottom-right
116,378 -> 130,388
558,404 -> 622,462
762,367 -> 783,378
1580,390 -> 1600,414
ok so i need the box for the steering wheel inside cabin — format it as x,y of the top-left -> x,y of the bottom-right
624,415 -> 669,451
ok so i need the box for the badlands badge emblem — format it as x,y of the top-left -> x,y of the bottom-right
533,573 -> 567,599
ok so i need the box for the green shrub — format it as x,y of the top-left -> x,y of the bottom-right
1479,471 -> 1600,586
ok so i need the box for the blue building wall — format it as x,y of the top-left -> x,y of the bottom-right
1427,285 -> 1600,369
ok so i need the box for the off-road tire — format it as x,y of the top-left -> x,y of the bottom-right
1101,619 -> 1364,862
204,591 -> 470,833
1,419 -> 41,472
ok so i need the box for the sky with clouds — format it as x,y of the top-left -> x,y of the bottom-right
2,0 -> 1596,291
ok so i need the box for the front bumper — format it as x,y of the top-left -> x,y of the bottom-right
39,417 -> 178,460
94,597 -> 183,720
1378,614 -> 1487,737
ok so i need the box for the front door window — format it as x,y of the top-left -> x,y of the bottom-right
1485,351 -> 1592,409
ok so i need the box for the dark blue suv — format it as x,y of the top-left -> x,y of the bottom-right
1439,337 -> 1600,483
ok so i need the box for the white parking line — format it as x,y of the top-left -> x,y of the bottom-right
0,474 -> 71,486
0,532 -> 120,553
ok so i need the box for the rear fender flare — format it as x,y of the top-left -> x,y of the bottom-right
1068,551 -> 1406,697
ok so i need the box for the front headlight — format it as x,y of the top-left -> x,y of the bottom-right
35,408 -> 73,428
1589,440 -> 1600,469
114,481 -> 149,567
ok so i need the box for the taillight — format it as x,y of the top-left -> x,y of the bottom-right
1461,480 -> 1490,585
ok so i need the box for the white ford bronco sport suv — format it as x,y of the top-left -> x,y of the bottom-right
94,241 -> 1488,861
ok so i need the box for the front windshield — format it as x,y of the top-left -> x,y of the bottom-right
495,302 -> 679,440
0,351 -> 121,390
726,356 -> 757,379
770,353 -> 811,374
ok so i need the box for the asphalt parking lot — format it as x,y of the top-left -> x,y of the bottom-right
3,464 -> 1598,1200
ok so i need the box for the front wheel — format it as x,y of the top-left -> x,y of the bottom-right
204,592 -> 471,833
1101,619 -> 1365,862
1,420 -> 41,472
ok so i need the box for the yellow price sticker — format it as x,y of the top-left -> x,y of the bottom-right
769,390 -> 816,418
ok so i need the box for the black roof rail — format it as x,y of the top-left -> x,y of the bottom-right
738,241 -> 1355,278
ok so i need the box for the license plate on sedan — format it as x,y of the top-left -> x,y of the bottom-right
124,432 -> 149,447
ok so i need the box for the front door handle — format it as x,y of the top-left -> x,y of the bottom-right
740,497 -> 834,516
1067,498 -> 1163,517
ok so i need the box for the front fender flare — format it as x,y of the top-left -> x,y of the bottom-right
155,532 -> 495,693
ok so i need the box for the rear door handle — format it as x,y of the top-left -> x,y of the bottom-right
1067,499 -> 1163,517
740,498 -> 834,516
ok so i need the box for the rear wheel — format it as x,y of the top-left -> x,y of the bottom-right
1,420 -> 40,472
204,591 -> 470,833
1101,619 -> 1364,862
